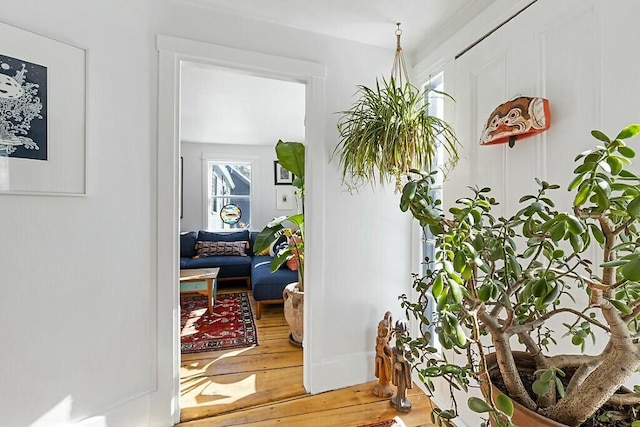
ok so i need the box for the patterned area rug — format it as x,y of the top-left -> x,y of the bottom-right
180,292 -> 258,354
358,417 -> 407,427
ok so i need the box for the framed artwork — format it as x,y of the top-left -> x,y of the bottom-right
274,160 -> 294,185
0,21 -> 86,195
276,187 -> 294,210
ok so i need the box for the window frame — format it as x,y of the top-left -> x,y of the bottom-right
201,157 -> 254,231
421,71 -> 446,352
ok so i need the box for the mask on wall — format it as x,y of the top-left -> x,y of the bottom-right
480,96 -> 550,147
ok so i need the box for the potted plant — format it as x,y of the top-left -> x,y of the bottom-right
334,24 -> 459,191
398,125 -> 640,427
253,140 -> 305,345
334,77 -> 460,191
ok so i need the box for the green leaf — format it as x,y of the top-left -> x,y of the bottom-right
628,196 -> 640,217
621,258 -> 640,281
432,275 -> 444,298
618,146 -> 636,158
600,259 -> 628,268
275,140 -> 305,180
532,379 -> 551,396
532,278 -> 549,298
540,370 -> 554,383
573,184 -> 591,207
453,251 -> 466,272
615,124 -> 640,140
566,215 -> 584,234
607,156 -> 623,175
555,377 -> 566,398
468,397 -> 493,413
449,279 -> 464,303
568,173 -> 586,191
495,394 -> 514,417
608,298 -> 633,315
591,129 -> 610,142
402,181 -> 418,202
590,224 -> 605,244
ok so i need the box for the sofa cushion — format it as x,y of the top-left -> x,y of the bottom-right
197,230 -> 250,243
180,231 -> 198,258
181,256 -> 252,278
194,240 -> 248,258
251,256 -> 298,301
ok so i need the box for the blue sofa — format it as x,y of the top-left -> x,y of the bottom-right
180,230 -> 298,319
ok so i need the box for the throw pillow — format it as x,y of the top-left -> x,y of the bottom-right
256,245 -> 270,256
193,240 -> 248,258
180,231 -> 198,258
269,234 -> 289,257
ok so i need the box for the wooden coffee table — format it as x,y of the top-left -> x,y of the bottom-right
179,268 -> 220,314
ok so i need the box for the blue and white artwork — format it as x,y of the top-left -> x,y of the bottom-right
0,54 -> 47,161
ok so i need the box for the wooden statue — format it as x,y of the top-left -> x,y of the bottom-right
373,311 -> 394,398
391,319 -> 412,412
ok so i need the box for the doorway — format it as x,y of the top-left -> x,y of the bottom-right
156,35 -> 325,425
178,62 -> 306,422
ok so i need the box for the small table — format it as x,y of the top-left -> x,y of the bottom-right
179,268 -> 219,314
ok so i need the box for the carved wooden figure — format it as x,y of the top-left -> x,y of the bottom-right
391,319 -> 412,412
373,311 -> 394,398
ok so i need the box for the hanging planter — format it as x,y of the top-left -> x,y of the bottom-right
335,24 -> 460,190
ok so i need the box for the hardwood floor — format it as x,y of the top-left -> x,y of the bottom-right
179,282 -> 438,427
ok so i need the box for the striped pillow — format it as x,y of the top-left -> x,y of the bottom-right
193,240 -> 248,258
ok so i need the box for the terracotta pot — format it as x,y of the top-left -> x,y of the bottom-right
486,352 -> 567,427
283,282 -> 303,346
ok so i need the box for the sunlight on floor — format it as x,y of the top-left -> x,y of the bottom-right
185,374 -> 258,406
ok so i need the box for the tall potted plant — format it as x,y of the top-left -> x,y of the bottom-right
399,125 -> 640,427
254,140 -> 305,345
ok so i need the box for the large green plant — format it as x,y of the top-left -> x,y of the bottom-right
335,78 -> 459,190
399,125 -> 640,427
254,140 -> 305,290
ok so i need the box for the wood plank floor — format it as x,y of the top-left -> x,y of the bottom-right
179,282 -> 438,427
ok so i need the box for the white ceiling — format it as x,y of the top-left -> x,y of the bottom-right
179,0 -> 496,146
184,0 -> 495,51
180,62 -> 306,146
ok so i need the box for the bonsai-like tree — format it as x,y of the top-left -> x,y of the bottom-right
399,125 -> 640,427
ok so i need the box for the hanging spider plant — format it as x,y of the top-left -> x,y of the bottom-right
334,25 -> 460,191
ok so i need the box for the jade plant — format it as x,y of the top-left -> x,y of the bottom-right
399,125 -> 640,426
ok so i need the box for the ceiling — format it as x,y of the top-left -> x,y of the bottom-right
179,0 -> 497,146
184,0 -> 496,51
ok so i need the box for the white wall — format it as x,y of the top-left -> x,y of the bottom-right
412,0 -> 640,425
0,0 -> 155,426
180,142 -> 297,232
0,2 -> 417,427
156,1 -> 415,398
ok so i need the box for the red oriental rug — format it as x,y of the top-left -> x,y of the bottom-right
180,292 -> 258,354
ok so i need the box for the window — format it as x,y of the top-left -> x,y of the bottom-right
206,161 -> 251,230
422,72 -> 445,349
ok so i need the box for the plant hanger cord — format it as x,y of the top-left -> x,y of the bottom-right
391,23 -> 410,86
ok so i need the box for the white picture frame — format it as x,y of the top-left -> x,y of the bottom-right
0,21 -> 86,196
276,187 -> 294,210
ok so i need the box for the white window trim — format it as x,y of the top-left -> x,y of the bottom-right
201,154 -> 256,231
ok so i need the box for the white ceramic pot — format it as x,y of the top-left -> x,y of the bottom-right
283,282 -> 303,346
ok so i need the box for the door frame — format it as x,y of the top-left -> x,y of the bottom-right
155,35 -> 325,425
